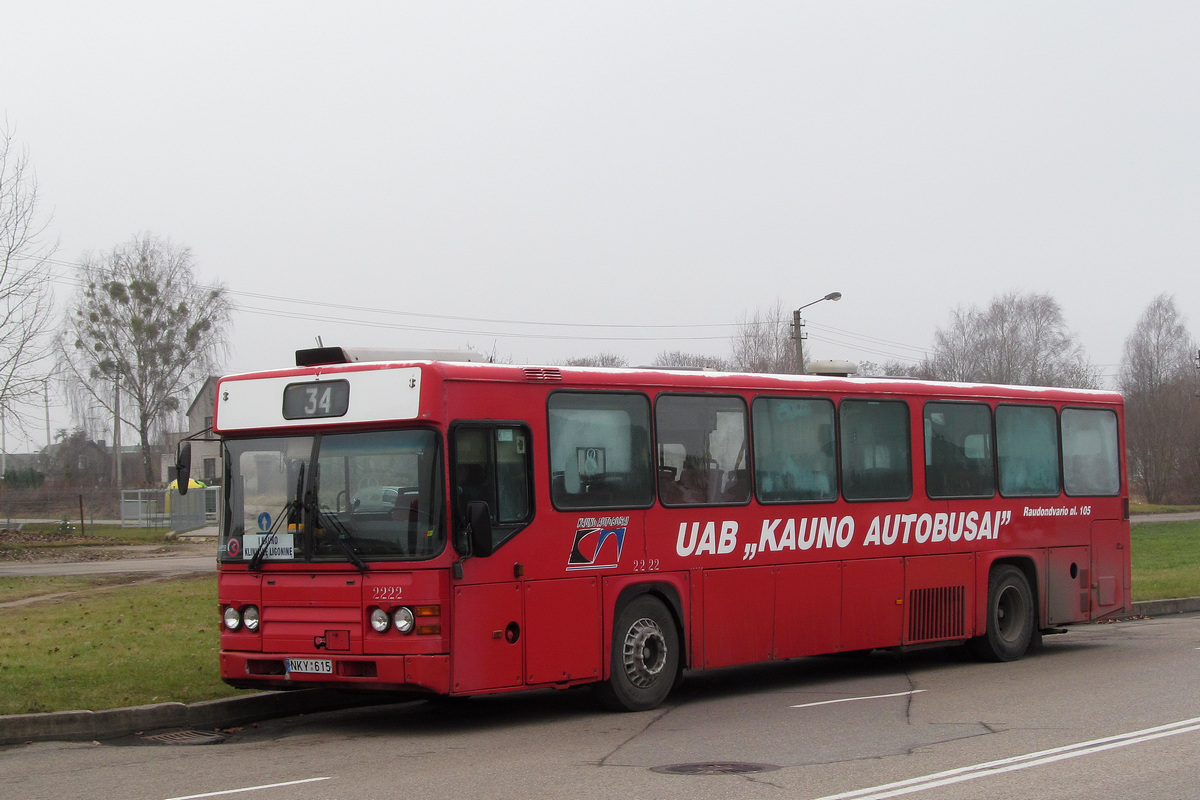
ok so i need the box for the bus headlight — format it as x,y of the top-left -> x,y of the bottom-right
223,606 -> 242,631
393,607 -> 415,635
242,605 -> 260,632
370,607 -> 390,634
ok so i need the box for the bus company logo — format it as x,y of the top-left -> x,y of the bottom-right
567,516 -> 630,570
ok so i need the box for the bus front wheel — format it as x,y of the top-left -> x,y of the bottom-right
970,564 -> 1035,662
597,595 -> 679,711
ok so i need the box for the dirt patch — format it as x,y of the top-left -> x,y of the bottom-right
0,529 -> 214,563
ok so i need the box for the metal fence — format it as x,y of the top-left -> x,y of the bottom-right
121,486 -> 221,533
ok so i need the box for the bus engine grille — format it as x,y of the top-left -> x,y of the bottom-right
907,585 -> 966,642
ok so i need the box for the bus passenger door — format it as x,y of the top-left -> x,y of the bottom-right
451,583 -> 523,693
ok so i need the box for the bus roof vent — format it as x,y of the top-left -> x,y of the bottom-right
807,359 -> 859,377
296,347 -> 487,367
523,367 -> 563,382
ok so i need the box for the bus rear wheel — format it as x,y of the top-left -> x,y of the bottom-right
971,564 -> 1035,662
597,595 -> 679,712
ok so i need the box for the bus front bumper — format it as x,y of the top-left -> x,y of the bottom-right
220,651 -> 451,695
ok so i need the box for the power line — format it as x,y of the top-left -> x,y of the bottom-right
46,257 -> 929,355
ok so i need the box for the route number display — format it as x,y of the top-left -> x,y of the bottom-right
282,380 -> 350,420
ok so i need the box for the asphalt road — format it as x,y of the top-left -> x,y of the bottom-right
2,612 -> 1198,800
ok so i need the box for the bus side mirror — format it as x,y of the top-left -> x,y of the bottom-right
175,442 -> 193,496
466,501 -> 494,558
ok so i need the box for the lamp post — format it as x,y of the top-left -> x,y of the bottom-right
793,292 -> 842,374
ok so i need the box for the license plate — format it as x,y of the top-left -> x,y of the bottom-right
285,658 -> 333,674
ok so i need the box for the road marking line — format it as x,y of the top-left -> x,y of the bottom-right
792,690 -> 926,709
162,777 -> 332,800
810,716 -> 1200,800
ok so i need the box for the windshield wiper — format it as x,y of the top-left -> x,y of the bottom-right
310,504 -> 369,571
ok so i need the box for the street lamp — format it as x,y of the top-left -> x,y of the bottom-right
793,292 -> 842,374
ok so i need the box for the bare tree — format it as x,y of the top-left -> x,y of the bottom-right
0,125 -> 56,432
856,359 -> 922,378
651,350 -> 731,370
730,300 -> 797,374
560,353 -> 629,368
59,234 -> 232,483
1118,294 -> 1198,504
921,292 -> 1099,388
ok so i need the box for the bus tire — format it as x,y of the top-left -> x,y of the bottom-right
970,564 -> 1035,662
597,595 -> 679,712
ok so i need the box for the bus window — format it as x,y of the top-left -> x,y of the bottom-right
839,399 -> 912,501
656,394 -> 750,506
452,424 -> 533,552
751,396 -> 836,503
924,402 -> 995,499
1062,408 -> 1120,496
547,393 -> 653,510
997,405 -> 1060,497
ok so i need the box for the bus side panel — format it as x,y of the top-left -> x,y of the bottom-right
451,582 -> 523,693
1091,519 -> 1131,618
524,577 -> 601,685
774,562 -> 842,659
1047,546 -> 1090,625
700,566 -> 775,669
902,554 -> 974,644
841,558 -> 904,651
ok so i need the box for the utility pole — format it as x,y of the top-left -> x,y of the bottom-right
114,374 -> 122,497
793,309 -> 806,375
44,378 -> 50,451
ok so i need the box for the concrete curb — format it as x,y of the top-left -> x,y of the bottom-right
1128,597 -> 1200,617
2,600 -> 1196,747
0,689 -> 382,747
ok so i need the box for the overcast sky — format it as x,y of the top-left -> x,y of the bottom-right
3,2 -> 1198,451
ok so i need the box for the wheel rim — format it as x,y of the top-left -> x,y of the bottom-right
622,616 -> 668,688
996,584 -> 1027,644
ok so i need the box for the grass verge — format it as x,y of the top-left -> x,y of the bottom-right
0,574 -> 248,716
1131,519 -> 1200,602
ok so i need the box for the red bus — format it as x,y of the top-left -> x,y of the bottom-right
189,346 -> 1130,711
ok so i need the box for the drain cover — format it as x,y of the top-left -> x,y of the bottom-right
652,762 -> 780,775
139,729 -> 229,746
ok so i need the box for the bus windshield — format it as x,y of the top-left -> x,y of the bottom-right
222,430 -> 445,563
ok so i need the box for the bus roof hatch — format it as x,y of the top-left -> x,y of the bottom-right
295,346 -> 488,366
